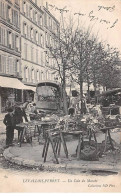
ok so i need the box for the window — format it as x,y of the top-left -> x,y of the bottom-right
36,49 -> 38,63
30,27 -> 33,40
1,2 -> 4,19
14,11 -> 19,27
33,10 -> 35,22
29,7 -> 32,19
41,71 -> 44,80
12,33 -> 15,49
40,15 -> 43,26
31,47 -> 34,61
36,70 -> 39,82
24,43 -> 27,59
23,1 -> 26,14
31,68 -> 34,81
16,59 -> 20,73
40,34 -> 43,46
8,31 -> 12,48
35,11 -> 37,24
15,35 -> 19,51
8,57 -> 14,74
1,28 -> 6,46
24,66 -> 29,81
23,22 -> 27,37
45,32 -> 48,46
8,5 -> 12,22
35,31 -> 38,44
41,51 -> 43,65
26,4 -> 29,17
44,13 -> 47,26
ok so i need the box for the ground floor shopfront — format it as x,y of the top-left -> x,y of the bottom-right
0,76 -> 35,113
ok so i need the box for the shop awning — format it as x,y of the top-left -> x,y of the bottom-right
0,76 -> 29,90
24,85 -> 36,92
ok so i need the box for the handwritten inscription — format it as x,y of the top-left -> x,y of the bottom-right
48,4 -> 118,29
98,5 -> 115,12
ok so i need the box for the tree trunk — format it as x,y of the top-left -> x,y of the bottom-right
87,82 -> 90,103
79,74 -> 83,100
62,64 -> 68,115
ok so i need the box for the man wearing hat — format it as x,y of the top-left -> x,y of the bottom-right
3,108 -> 15,147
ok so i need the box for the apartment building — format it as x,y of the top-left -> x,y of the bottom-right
0,0 -> 23,112
0,0 -> 60,112
20,0 -> 45,101
43,4 -> 60,81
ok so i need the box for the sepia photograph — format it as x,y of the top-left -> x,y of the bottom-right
0,0 -> 121,193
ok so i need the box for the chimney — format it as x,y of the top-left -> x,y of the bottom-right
46,2 -> 48,10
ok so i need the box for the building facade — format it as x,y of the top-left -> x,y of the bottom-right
0,0 -> 22,112
43,5 -> 60,82
0,0 -> 60,112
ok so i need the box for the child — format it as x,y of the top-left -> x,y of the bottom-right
3,108 -> 15,147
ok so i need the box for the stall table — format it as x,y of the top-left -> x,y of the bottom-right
16,120 -> 57,147
100,125 -> 121,153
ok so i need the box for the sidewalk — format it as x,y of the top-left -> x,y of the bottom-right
3,131 -> 121,174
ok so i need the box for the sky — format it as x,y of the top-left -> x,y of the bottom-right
44,0 -> 121,54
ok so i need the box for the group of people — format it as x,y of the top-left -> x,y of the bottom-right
3,102 -> 37,148
68,96 -> 87,116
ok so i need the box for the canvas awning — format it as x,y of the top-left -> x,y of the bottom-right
0,76 -> 29,90
24,85 -> 36,92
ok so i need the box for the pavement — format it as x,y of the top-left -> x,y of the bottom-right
0,112 -> 121,174
3,130 -> 121,174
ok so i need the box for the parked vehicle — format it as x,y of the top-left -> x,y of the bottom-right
34,81 -> 64,114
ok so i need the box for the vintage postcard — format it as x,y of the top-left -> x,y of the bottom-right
0,0 -> 121,193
